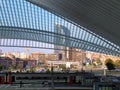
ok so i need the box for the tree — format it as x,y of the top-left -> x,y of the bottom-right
0,65 -> 4,71
9,64 -> 15,70
16,64 -> 21,69
114,60 -> 120,67
59,64 -> 66,70
96,58 -> 102,66
30,67 -> 36,73
105,59 -> 115,70
93,62 -> 97,67
70,64 -> 75,69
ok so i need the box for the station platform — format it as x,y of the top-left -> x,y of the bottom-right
0,84 -> 93,90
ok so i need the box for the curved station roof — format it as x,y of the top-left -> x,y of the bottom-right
0,0 -> 120,56
28,0 -> 120,47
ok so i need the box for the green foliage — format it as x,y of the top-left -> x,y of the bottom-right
9,64 -> 15,70
0,65 -> 4,71
59,64 -> 66,70
30,67 -> 36,73
16,64 -> 21,69
105,59 -> 115,70
93,58 -> 102,67
93,62 -> 97,67
93,61 -> 100,67
96,58 -> 102,65
105,58 -> 113,64
70,64 -> 75,69
114,60 -> 120,67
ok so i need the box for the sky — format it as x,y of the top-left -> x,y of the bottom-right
0,47 -> 54,54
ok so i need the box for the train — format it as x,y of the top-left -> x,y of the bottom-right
0,72 -> 98,86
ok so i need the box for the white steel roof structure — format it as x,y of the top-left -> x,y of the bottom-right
0,0 -> 120,56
